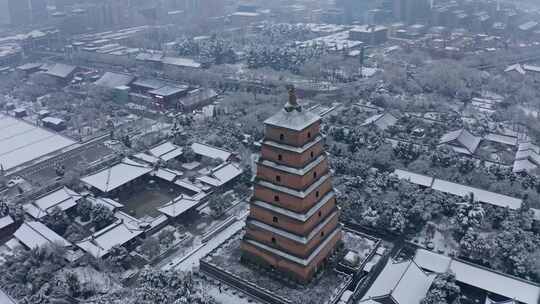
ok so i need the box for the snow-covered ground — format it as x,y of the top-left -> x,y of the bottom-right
159,211 -> 247,272
172,219 -> 245,272
202,280 -> 258,304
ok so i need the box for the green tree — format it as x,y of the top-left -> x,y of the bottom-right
158,229 -> 176,247
140,237 -> 160,259
45,207 -> 70,235
91,205 -> 115,230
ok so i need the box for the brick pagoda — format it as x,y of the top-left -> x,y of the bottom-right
241,86 -> 342,283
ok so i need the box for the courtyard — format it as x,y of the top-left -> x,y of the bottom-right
117,178 -> 189,219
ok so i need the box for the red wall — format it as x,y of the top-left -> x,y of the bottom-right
265,122 -> 320,147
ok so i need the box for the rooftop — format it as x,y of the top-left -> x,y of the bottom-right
414,249 -> 540,304
393,169 -> 434,187
351,25 -> 388,33
41,117 -> 65,125
162,56 -> 202,68
131,77 -> 168,90
431,179 -> 522,210
23,187 -> 82,219
157,195 -> 202,218
179,88 -> 218,107
0,288 -> 18,304
197,162 -> 243,187
94,72 -> 135,89
439,129 -> 481,154
149,85 -> 189,97
0,114 -> 76,171
149,141 -> 183,161
252,191 -> 334,222
361,259 -> 435,304
264,108 -> 320,131
77,216 -> 144,258
81,158 -> 152,193
0,215 -> 14,230
484,133 -> 517,146
43,63 -> 77,79
394,169 -> 524,210
13,221 -> 71,249
191,142 -> 232,161
361,112 -> 398,130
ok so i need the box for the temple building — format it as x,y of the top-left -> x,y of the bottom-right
241,86 -> 342,283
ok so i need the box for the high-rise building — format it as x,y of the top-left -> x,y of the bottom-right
29,0 -> 47,23
392,0 -> 430,24
0,0 -> 11,25
241,87 -> 342,283
0,0 -> 47,25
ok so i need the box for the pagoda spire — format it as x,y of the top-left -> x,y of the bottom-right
284,85 -> 302,112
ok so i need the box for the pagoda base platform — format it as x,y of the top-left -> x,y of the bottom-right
200,230 -> 352,304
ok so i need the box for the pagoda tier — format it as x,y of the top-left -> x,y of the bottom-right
241,87 -> 342,283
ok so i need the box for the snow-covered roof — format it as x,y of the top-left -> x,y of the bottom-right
24,187 -> 82,219
135,52 -> 164,62
524,65 -> 540,73
257,173 -> 330,198
244,228 -> 340,267
0,215 -> 14,230
258,154 -> 324,176
94,72 -> 135,88
485,297 -> 517,304
513,159 -> 538,173
149,85 -> 189,97
179,88 -> 217,108
413,249 -> 452,273
393,169 -> 434,187
395,169 -> 524,210
484,133 -> 517,146
263,136 -> 323,154
76,218 -> 143,258
414,249 -> 540,304
149,141 -> 183,161
191,142 -> 232,161
253,191 -> 335,222
16,62 -> 42,71
231,11 -> 260,17
361,259 -> 435,304
264,108 -> 320,131
519,21 -> 538,31
431,179 -> 523,210
0,288 -> 18,304
197,163 -> 243,187
505,64 -> 526,75
351,24 -> 388,33
88,197 -> 124,211
439,129 -> 481,154
0,114 -> 76,170
158,195 -> 202,218
515,143 -> 540,169
162,56 -> 201,68
131,77 -> 167,90
518,142 -> 540,153
132,152 -> 159,165
81,158 -> 152,193
153,168 -> 182,182
174,179 -> 204,194
41,117 -> 65,125
247,210 -> 338,245
43,63 -> 77,79
361,113 -> 398,130
13,221 -> 71,249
